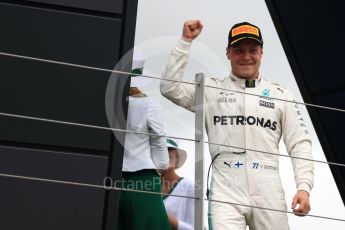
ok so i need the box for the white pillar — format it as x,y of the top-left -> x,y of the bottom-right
194,73 -> 206,230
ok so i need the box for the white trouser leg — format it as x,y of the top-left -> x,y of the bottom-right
208,155 -> 250,230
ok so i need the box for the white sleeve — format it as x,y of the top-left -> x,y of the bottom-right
160,39 -> 196,112
177,220 -> 193,230
282,89 -> 314,193
147,99 -> 169,169
177,180 -> 194,230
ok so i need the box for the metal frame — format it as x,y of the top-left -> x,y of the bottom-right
195,73 -> 206,230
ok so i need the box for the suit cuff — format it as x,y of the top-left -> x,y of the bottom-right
297,183 -> 311,195
175,39 -> 192,54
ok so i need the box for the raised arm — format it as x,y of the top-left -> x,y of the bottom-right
160,20 -> 203,112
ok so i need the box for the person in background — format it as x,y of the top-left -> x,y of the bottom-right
161,138 -> 194,230
117,51 -> 171,230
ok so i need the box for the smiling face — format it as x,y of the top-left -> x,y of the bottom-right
226,38 -> 263,80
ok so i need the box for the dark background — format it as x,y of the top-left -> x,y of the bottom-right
0,0 -> 138,229
266,0 -> 345,204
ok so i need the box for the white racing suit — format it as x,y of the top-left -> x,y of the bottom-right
160,40 -> 314,230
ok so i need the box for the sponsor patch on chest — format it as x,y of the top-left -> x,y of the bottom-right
213,115 -> 277,131
217,91 -> 236,103
259,100 -> 275,109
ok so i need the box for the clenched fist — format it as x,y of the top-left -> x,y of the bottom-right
291,190 -> 311,217
182,20 -> 203,42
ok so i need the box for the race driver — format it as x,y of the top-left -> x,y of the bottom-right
160,20 -> 314,229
